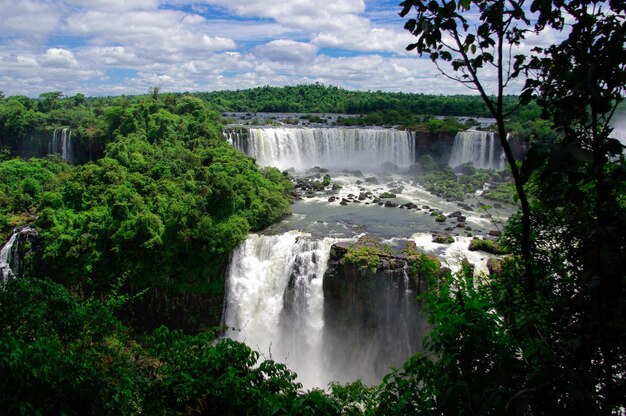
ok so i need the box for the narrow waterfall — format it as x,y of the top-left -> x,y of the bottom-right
0,228 -> 36,283
224,231 -> 339,388
230,127 -> 415,171
48,128 -> 73,163
0,232 -> 19,283
449,130 -> 505,170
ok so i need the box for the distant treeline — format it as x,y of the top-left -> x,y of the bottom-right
195,83 -> 524,116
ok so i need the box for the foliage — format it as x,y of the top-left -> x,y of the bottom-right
414,161 -> 507,201
0,94 -> 293,330
343,242 -> 393,275
468,238 -> 508,255
376,267 -> 525,415
0,278 -> 351,415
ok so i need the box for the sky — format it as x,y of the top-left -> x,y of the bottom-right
0,0 -> 551,97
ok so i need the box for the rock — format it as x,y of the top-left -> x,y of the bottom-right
489,230 -> 502,237
432,233 -> 454,244
487,258 -> 505,275
468,238 -> 508,255
358,192 -> 367,201
347,193 -> 357,199
340,201 -> 349,206
384,201 -> 398,208
456,222 -> 466,228
435,214 -> 446,223
380,161 -> 399,173
389,187 -> 404,194
379,192 -> 397,199
461,258 -> 475,275
422,205 -> 430,210
458,203 -> 474,211
465,226 -> 473,231
328,196 -> 336,202
493,203 -> 503,209
365,176 -> 379,184
449,211 -> 462,218
403,202 -> 418,210
306,166 -> 324,174
356,180 -> 363,185
352,200 -> 361,203
457,216 -> 467,222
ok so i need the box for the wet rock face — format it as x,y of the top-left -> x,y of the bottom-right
321,236 -> 430,384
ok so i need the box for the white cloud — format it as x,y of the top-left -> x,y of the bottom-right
0,0 -> 534,97
62,0 -> 159,11
254,40 -> 318,63
40,48 -> 78,68
0,0 -> 60,44
66,9 -> 235,57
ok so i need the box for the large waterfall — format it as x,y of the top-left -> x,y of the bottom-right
224,232 -> 337,387
223,231 -> 423,388
229,127 -> 416,171
48,128 -> 73,163
449,130 -> 505,170
223,125 -> 512,388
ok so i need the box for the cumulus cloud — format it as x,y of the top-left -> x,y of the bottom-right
254,40 -> 318,63
66,10 -> 235,60
0,0 -> 60,44
0,0 -> 524,97
40,48 -> 79,68
62,0 -> 159,11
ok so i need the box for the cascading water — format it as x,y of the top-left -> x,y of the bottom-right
0,232 -> 19,283
223,125 -> 513,388
0,228 -> 36,283
449,130 -> 505,170
48,128 -> 73,163
224,231 -> 340,388
230,127 -> 416,171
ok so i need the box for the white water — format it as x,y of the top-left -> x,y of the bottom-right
48,128 -> 73,163
231,127 -> 415,171
0,232 -> 19,283
412,233 -> 498,275
224,126 -> 510,389
224,231 -> 343,388
449,130 -> 505,170
0,228 -> 35,283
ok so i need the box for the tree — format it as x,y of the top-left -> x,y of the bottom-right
400,0 -> 535,290
399,1 -> 626,413
517,1 -> 626,411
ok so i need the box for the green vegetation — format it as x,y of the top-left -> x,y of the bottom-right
343,237 -> 394,275
468,238 -> 508,255
0,278 -> 350,415
411,156 -> 509,201
198,83 -> 527,116
1,0 -> 625,411
0,94 -> 292,330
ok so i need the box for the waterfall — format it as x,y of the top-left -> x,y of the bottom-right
224,231 -> 338,388
449,130 -> 505,170
0,232 -> 19,283
48,128 -> 73,163
0,228 -> 36,283
230,127 -> 415,171
223,231 -> 424,388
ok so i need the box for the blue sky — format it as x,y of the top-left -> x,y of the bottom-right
0,0 -> 549,97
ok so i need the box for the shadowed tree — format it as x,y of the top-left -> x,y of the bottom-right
400,0 -> 535,290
